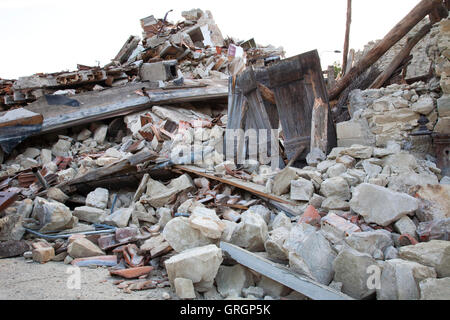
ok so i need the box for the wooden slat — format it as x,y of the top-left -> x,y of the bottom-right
220,242 -> 354,300
13,79 -> 228,135
174,165 -> 297,206
267,50 -> 336,163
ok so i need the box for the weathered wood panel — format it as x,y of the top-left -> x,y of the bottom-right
267,50 -> 336,164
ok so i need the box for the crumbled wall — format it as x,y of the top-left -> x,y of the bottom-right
339,17 -> 450,160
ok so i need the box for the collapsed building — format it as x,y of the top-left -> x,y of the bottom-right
0,1 -> 449,301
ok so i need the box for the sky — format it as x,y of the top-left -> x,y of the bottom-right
0,0 -> 421,79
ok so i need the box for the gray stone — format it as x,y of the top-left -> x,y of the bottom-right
362,160 -> 382,179
271,212 -> 292,231
165,245 -> 223,292
163,217 -> 215,253
327,163 -> 347,178
340,145 -> 373,159
32,197 -> 73,233
333,247 -> 377,299
320,177 -> 351,201
40,149 -> 52,165
93,125 -> 108,144
103,207 -> 132,228
73,206 -> 107,224
140,60 -> 178,82
384,246 -> 399,260
287,230 -> 336,285
68,238 -> 105,258
388,172 -> 439,194
174,278 -> 196,299
309,194 -> 325,209
22,147 -> 40,159
349,183 -> 419,226
419,277 -> 450,300
273,168 -> 298,196
264,227 -> 290,261
336,155 -> 356,168
317,160 -> 336,173
394,216 -> 417,238
306,148 -> 326,166
337,119 -> 376,148
46,187 -> 69,203
77,128 -> 92,141
157,207 -> 173,228
189,207 -> 226,240
242,286 -> 264,299
399,240 -> 450,277
247,205 -> 272,226
383,153 -> 418,174
321,197 -> 350,211
411,95 -> 435,115
143,178 -> 179,208
440,176 -> 450,185
290,178 -> 314,202
230,211 -> 268,252
437,94 -> 450,117
215,264 -> 254,298
86,188 -> 109,210
377,259 -> 437,300
51,139 -> 71,157
414,184 -> 450,222
345,230 -> 393,258
257,276 -> 291,298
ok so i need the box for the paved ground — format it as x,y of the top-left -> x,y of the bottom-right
0,257 -> 171,300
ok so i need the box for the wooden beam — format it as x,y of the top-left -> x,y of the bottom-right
342,0 -> 352,76
15,79 -> 228,136
329,0 -> 442,100
174,165 -> 298,206
220,242 -> 354,300
370,23 -> 432,89
0,109 -> 43,128
57,149 -> 158,193
429,1 -> 449,23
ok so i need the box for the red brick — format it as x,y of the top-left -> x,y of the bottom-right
298,205 -> 321,226
110,266 -> 153,279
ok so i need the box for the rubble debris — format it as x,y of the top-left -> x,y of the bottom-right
220,242 -> 352,300
164,244 -> 223,292
0,4 -> 449,302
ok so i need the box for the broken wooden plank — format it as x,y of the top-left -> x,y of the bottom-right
174,165 -> 297,206
310,97 -> 335,154
370,23 -> 432,89
267,50 -> 335,163
329,0 -> 443,100
58,149 -> 158,193
239,67 -> 283,169
114,36 -> 141,64
220,242 -> 354,300
13,79 -> 228,136
0,108 -> 43,128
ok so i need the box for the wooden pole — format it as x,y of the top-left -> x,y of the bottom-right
370,23 -> 432,89
342,0 -> 352,76
329,0 -> 442,100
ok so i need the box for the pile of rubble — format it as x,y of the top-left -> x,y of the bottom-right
0,3 -> 450,301
0,8 -> 283,112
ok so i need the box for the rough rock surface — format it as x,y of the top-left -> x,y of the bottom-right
230,211 -> 268,252
399,241 -> 450,277
164,245 -> 223,292
163,217 -> 215,253
350,183 -> 419,226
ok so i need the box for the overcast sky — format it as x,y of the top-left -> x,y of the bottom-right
0,0 -> 420,79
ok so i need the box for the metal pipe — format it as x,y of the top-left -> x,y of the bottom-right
24,224 -> 116,240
